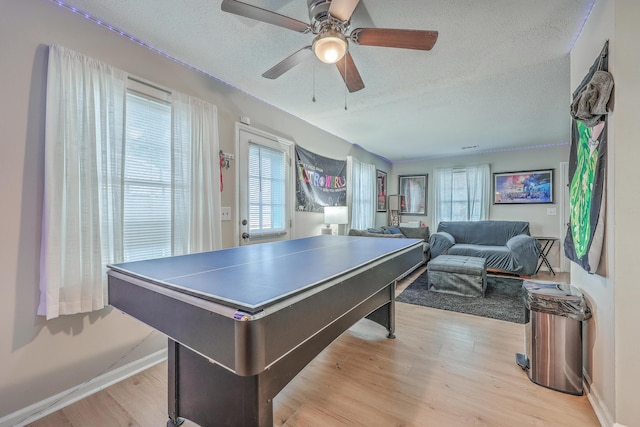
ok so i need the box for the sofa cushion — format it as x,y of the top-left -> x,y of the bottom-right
437,221 -> 530,246
399,226 -> 430,241
448,244 -> 532,275
348,229 -> 403,238
385,226 -> 403,235
448,244 -> 511,257
367,227 -> 386,234
367,232 -> 403,238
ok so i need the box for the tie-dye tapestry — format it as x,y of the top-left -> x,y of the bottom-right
564,42 -> 611,273
295,145 -> 347,212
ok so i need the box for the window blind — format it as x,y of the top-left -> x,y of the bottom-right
248,143 -> 286,235
123,91 -> 173,261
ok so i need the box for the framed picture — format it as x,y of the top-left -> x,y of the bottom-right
494,169 -> 554,204
398,175 -> 427,215
376,170 -> 387,212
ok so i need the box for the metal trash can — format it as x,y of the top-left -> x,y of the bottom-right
516,281 -> 591,395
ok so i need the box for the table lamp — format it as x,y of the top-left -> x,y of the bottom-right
323,206 -> 349,235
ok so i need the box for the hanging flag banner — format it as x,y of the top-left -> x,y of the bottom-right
295,145 -> 347,212
564,41 -> 612,274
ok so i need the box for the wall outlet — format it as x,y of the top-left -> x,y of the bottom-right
221,206 -> 231,221
547,207 -> 557,216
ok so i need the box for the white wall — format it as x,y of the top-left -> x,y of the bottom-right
569,1 -> 616,423
0,0 -> 388,418
570,0 -> 640,425
611,1 -> 640,425
392,144 -> 570,271
571,1 -> 616,424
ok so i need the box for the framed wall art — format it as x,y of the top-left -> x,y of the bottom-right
376,170 -> 387,212
398,174 -> 427,215
493,169 -> 553,204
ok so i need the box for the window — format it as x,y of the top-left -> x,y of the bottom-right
347,157 -> 376,230
40,44 -> 221,319
248,143 -> 287,236
123,91 -> 174,262
433,164 -> 490,227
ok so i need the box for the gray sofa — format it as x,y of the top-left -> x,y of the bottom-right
429,221 -> 540,276
348,226 -> 431,262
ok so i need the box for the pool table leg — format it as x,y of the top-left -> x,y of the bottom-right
168,338 -> 273,427
364,281 -> 396,339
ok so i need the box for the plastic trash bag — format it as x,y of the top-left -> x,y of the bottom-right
523,280 -> 592,321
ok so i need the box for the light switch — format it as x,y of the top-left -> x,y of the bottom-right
547,207 -> 557,216
221,207 -> 231,221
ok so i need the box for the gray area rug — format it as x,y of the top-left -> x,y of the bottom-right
396,271 -> 526,324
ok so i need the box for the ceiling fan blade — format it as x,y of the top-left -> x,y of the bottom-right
262,46 -> 313,79
336,52 -> 365,93
351,28 -> 438,50
328,0 -> 360,22
221,0 -> 311,33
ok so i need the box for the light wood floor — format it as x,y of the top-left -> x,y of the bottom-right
29,268 -> 598,427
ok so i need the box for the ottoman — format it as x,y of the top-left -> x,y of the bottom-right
427,255 -> 487,297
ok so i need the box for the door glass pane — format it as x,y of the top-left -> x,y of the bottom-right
248,143 -> 286,234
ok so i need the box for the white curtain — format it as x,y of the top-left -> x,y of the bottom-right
346,156 -> 376,230
172,93 -> 222,254
39,46 -> 222,320
433,164 -> 490,230
39,45 -> 128,319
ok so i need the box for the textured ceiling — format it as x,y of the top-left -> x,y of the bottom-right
58,0 -> 595,162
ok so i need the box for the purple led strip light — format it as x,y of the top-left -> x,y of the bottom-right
394,142 -> 571,163
49,0 -> 243,91
48,0 -> 346,139
568,0 -> 598,53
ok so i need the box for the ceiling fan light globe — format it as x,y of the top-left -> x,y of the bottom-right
313,32 -> 347,64
321,45 -> 341,63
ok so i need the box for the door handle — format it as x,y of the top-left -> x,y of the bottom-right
242,232 -> 250,239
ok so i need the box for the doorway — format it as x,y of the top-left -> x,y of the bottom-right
236,124 -> 294,246
559,161 -> 570,272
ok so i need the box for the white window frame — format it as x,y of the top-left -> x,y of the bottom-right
235,123 -> 294,245
433,164 -> 490,229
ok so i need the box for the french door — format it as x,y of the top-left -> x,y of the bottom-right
236,124 -> 293,246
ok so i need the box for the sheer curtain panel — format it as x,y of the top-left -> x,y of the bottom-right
346,157 -> 376,230
433,164 -> 490,230
39,46 -> 223,320
39,45 -> 128,319
172,93 -> 222,254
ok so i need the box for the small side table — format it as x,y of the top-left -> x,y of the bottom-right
534,237 -> 558,275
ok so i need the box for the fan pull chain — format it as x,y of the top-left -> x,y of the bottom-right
312,61 -> 316,103
343,55 -> 348,110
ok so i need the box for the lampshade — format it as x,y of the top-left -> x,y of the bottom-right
388,195 -> 400,211
324,206 -> 349,225
313,31 -> 347,64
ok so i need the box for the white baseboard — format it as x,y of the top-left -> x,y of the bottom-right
584,370 -> 617,427
0,349 -> 167,427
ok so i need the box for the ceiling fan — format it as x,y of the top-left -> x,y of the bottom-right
220,0 -> 438,93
